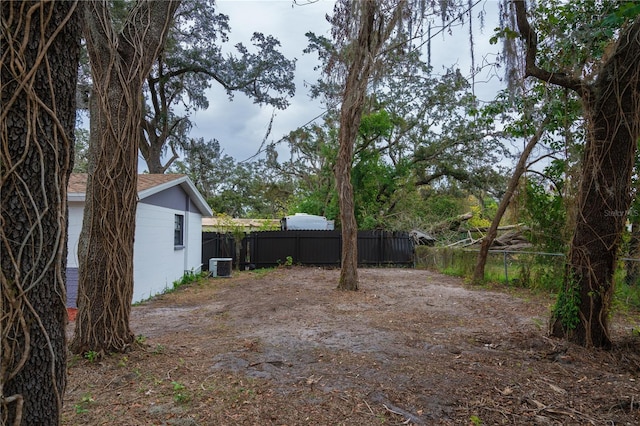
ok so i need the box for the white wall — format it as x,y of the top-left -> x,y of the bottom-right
133,203 -> 203,303
186,209 -> 203,273
66,197 -> 204,304
67,202 -> 84,267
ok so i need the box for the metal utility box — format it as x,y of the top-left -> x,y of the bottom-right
209,258 -> 232,277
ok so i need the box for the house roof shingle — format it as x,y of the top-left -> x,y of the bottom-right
68,173 -> 186,194
68,173 -> 212,217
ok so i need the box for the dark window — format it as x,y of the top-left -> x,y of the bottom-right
174,214 -> 184,246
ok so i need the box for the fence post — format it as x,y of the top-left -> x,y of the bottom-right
503,251 -> 509,285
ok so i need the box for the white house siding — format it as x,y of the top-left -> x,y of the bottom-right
66,202 -> 84,307
132,203 -> 203,303
186,209 -> 203,273
65,174 -> 211,307
67,202 -> 84,267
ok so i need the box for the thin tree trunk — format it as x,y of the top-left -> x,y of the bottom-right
139,135 -> 167,174
140,122 -> 173,174
71,77 -> 140,354
336,109 -> 360,290
1,1 -> 80,423
70,0 -> 180,355
335,1 -> 405,290
472,117 -> 549,284
335,3 -> 377,291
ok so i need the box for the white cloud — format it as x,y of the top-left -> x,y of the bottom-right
189,0 -> 335,161
188,0 -> 504,161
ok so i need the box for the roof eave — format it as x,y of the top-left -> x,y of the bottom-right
137,176 -> 212,217
180,179 -> 213,217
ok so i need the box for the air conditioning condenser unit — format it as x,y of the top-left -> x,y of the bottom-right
209,258 -> 232,277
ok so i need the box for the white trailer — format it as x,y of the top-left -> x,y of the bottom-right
281,213 -> 335,231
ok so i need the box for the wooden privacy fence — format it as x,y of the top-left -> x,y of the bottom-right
202,230 -> 414,270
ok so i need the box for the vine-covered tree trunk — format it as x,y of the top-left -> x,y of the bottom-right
70,0 -> 180,355
625,221 -> 640,286
549,19 -> 640,348
1,1 -> 80,423
514,0 -> 640,348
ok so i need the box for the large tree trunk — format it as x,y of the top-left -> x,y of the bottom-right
139,132 -> 167,173
139,117 -> 176,174
514,0 -> 640,348
549,19 -> 640,348
70,0 -> 179,355
334,1 -> 404,290
472,118 -> 548,284
1,1 -> 80,423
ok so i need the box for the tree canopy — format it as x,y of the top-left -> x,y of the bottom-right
140,0 -> 296,173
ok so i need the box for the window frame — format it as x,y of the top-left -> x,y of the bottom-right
174,214 -> 184,248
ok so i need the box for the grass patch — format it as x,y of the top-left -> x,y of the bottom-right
248,267 -> 277,279
133,270 -> 210,305
416,246 -> 564,292
418,246 -> 640,315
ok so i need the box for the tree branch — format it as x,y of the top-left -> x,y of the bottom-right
513,0 -> 590,98
415,167 -> 470,186
148,65 -> 256,92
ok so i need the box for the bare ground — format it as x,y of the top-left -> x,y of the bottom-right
63,267 -> 640,425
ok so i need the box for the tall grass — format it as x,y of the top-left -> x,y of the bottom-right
416,246 -> 562,292
416,246 -> 640,311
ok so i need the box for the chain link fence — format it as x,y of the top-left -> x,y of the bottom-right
417,247 -> 562,290
417,246 -> 640,291
416,246 -> 640,311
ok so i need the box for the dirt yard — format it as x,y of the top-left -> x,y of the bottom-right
62,267 -> 640,425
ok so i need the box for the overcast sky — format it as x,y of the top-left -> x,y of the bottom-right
174,0 -> 504,166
